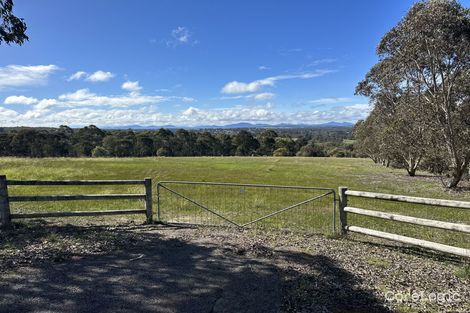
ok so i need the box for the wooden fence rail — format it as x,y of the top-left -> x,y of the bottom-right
345,190 -> 470,209
0,175 -> 153,228
339,187 -> 470,258
6,180 -> 147,186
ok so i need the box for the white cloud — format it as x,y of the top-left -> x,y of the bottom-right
174,103 -> 370,126
36,99 -> 58,110
258,66 -> 271,71
67,71 -> 87,81
0,101 -> 370,127
0,106 -> 20,119
57,88 -> 165,107
307,58 -> 337,67
7,87 -> 195,119
4,95 -> 38,105
309,97 -> 353,104
221,70 -> 334,94
218,92 -> 275,101
221,80 -> 273,94
59,89 -> 95,101
181,97 -> 196,103
166,26 -> 197,47
0,64 -> 59,89
254,93 -> 275,100
86,70 -> 114,82
67,70 -> 114,82
218,95 -> 245,100
19,98 -> 59,120
121,81 -> 142,92
172,26 -> 191,43
182,106 -> 199,117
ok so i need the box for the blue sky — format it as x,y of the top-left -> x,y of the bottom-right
1,0 -> 467,127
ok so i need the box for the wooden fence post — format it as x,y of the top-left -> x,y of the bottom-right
338,186 -> 348,235
0,175 -> 11,228
156,183 -> 161,223
144,178 -> 153,224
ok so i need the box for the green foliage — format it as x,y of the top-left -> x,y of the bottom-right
91,146 -> 109,157
0,125 -> 352,158
102,131 -> 136,157
156,147 -> 171,157
296,143 -> 325,157
272,147 -> 290,156
355,0 -> 470,187
257,129 -> 278,155
0,0 -> 28,45
275,137 -> 296,156
72,125 -> 105,157
233,130 -> 259,156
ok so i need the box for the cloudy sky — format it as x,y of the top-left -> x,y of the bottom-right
2,0 -> 458,127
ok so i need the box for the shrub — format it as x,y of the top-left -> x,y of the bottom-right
273,148 -> 290,156
156,147 -> 172,157
91,146 -> 109,157
296,144 -> 325,157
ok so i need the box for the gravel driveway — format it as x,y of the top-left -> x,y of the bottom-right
0,222 -> 468,313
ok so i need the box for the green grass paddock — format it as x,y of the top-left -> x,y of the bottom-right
0,157 -> 468,249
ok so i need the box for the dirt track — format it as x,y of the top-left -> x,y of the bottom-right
0,222 -> 468,313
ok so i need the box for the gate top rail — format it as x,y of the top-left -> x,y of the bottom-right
345,190 -> 470,209
7,179 -> 146,186
158,180 -> 335,192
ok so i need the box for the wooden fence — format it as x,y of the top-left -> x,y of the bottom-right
0,175 -> 153,228
338,187 -> 470,258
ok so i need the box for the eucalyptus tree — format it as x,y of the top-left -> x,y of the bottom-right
72,125 -> 106,157
216,133 -> 235,156
173,129 -> 198,156
233,130 -> 259,156
357,0 -> 470,187
353,111 -> 389,166
381,94 -> 431,176
257,129 -> 278,155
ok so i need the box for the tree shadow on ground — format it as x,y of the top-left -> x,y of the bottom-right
0,223 -> 391,313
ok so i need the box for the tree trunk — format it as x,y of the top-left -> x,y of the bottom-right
446,157 -> 470,188
446,167 -> 466,188
407,167 -> 416,177
404,155 -> 422,177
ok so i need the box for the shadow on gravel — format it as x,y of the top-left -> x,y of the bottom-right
0,223 -> 390,313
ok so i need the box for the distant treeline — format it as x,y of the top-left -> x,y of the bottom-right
0,125 -> 356,158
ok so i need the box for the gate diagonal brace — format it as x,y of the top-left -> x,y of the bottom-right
240,191 -> 333,227
158,184 -> 242,227
160,183 -> 332,228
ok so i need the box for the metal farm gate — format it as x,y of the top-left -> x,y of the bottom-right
156,181 -> 336,235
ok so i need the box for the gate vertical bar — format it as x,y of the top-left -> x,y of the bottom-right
0,175 -> 11,228
332,190 -> 336,234
156,183 -> 161,223
338,186 -> 348,235
144,178 -> 153,223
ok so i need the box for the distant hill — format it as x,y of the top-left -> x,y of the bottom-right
104,121 -> 354,130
